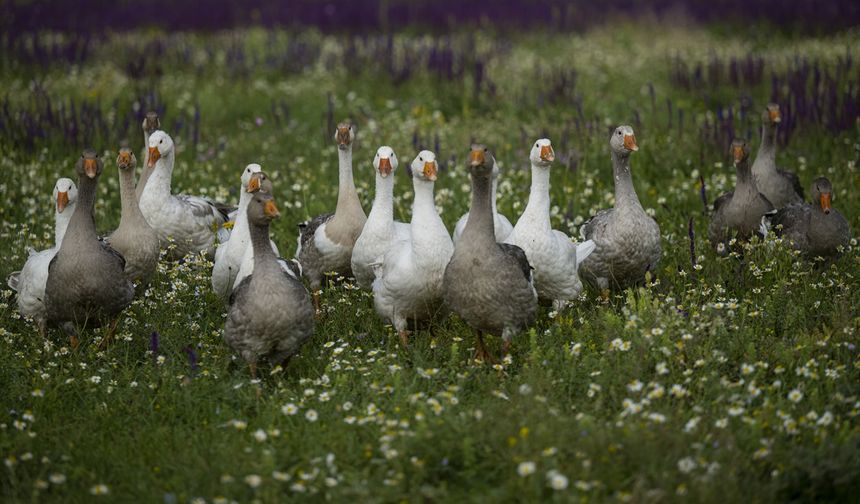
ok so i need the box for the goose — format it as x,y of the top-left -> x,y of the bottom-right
138,130 -> 233,259
225,191 -> 315,378
442,144 -> 537,362
135,111 -> 161,201
6,178 -> 78,337
579,126 -> 662,290
104,148 -> 160,288
452,157 -> 513,244
296,122 -> 367,313
44,150 -> 134,347
351,146 -> 411,289
504,139 -> 595,310
751,104 -> 803,209
211,163 -> 268,299
772,177 -> 850,259
372,150 -> 453,346
708,139 -> 776,254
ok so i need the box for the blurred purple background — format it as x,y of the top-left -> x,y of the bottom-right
4,0 -> 859,33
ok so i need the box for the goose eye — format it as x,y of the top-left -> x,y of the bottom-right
484,148 -> 488,152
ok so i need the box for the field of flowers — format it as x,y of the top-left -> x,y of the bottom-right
1,23 -> 859,502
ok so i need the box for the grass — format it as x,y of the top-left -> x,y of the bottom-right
1,23 -> 859,502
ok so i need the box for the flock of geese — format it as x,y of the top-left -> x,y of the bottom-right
6,105 -> 851,374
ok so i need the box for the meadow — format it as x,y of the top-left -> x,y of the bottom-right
1,22 -> 859,502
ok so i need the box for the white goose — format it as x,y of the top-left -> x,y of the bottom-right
504,139 -> 595,310
350,146 -> 411,289
452,158 -> 512,244
372,151 -> 453,346
212,164 -> 270,299
6,178 -> 77,337
138,130 -> 233,258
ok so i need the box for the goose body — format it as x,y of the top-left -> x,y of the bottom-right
373,151 -> 453,343
226,192 -> 314,374
45,150 -> 134,342
104,148 -> 160,287
708,139 -> 776,253
751,104 -> 803,209
352,146 -> 411,289
138,130 -> 232,259
297,122 -> 367,311
579,126 -> 661,290
453,159 -> 512,244
443,145 -> 537,360
773,177 -> 850,258
7,178 -> 77,336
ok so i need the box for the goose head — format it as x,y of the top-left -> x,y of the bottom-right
248,170 -> 274,195
731,139 -> 750,166
247,191 -> 280,226
147,130 -> 174,168
530,138 -> 555,168
762,103 -> 781,127
143,111 -> 161,134
410,150 -> 437,182
241,163 -> 264,192
469,144 -> 495,179
610,126 -> 638,156
116,147 -> 137,172
335,122 -> 356,150
76,149 -> 103,179
373,146 -> 398,178
811,177 -> 833,215
53,178 -> 77,214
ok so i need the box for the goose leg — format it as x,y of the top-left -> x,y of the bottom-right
501,327 -> 515,360
281,356 -> 292,370
473,330 -> 495,363
98,318 -> 120,350
249,362 -> 258,380
398,330 -> 410,348
62,322 -> 79,350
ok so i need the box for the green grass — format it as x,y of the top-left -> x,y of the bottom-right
1,23 -> 859,502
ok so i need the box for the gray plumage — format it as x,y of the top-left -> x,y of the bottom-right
751,103 -> 803,208
135,111 -> 161,201
579,125 -> 662,290
226,192 -> 315,368
708,139 -> 776,253
443,145 -> 536,351
45,150 -> 134,338
773,177 -> 850,258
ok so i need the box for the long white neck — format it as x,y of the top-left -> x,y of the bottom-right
231,189 -> 254,240
412,179 -> 438,227
140,151 -> 175,206
55,205 -> 74,246
367,172 -> 395,227
520,163 -> 551,230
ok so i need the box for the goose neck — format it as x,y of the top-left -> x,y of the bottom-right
611,150 -> 641,210
460,172 -> 495,246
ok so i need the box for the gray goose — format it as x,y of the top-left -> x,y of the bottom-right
773,177 -> 850,259
296,121 -> 367,313
708,139 -> 776,254
751,103 -> 803,208
45,150 -> 134,347
104,148 -> 160,288
135,111 -> 161,201
442,144 -> 537,361
225,192 -> 315,378
578,126 -> 662,291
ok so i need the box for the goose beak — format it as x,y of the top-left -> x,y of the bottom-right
820,193 -> 832,214
732,146 -> 745,164
470,149 -> 485,167
264,200 -> 280,219
769,108 -> 781,124
623,134 -> 638,152
336,127 -> 351,148
423,161 -> 437,181
378,157 -> 392,177
83,158 -> 98,178
539,145 -> 555,162
56,191 -> 69,213
147,147 -> 160,168
247,174 -> 261,193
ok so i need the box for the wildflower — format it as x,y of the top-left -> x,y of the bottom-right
683,416 -> 700,433
728,406 -> 745,417
89,375 -> 101,384
715,418 -> 728,428
342,401 -> 353,411
90,484 -> 110,495
252,429 -> 267,442
244,474 -> 262,488
627,380 -> 643,393
546,470 -> 569,490
817,411 -> 834,426
517,461 -> 536,477
677,457 -> 696,474
518,384 -> 532,396
741,363 -> 755,375
49,473 -> 66,485
305,409 -> 318,422
272,471 -> 290,482
282,403 -> 298,416
788,389 -> 803,403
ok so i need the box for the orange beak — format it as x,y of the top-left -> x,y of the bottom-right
820,193 -> 831,214
423,161 -> 437,181
470,149 -> 485,167
247,174 -> 261,193
147,147 -> 160,168
336,127 -> 351,147
83,158 -> 98,178
732,146 -> 745,164
769,108 -> 781,124
56,191 -> 69,213
378,157 -> 392,177
539,145 -> 555,162
264,200 -> 280,219
623,134 -> 638,152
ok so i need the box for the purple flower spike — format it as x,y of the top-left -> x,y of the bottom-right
150,331 -> 159,356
